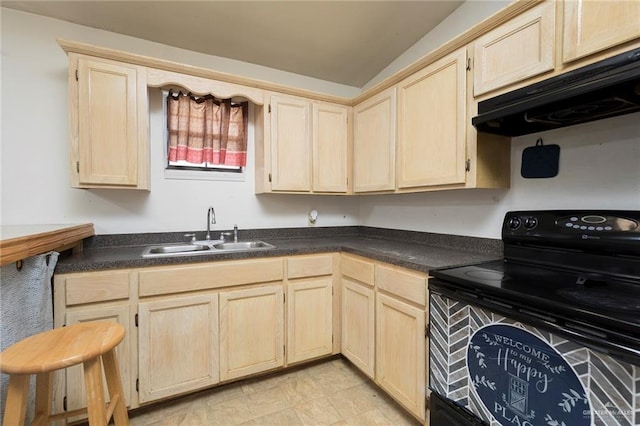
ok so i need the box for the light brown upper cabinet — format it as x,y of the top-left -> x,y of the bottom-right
473,1 -> 555,97
397,49 -> 467,189
353,87 -> 397,193
563,0 -> 640,64
267,94 -> 312,192
69,54 -> 149,189
260,94 -> 349,194
312,102 -> 349,193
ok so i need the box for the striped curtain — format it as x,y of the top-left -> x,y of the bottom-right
167,91 -> 249,167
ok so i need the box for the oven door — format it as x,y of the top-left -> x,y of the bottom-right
429,287 -> 640,426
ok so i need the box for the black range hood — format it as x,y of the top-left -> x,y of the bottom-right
472,47 -> 640,137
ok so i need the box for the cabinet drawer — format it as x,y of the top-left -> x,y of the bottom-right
341,254 -> 374,286
139,258 -> 284,297
287,254 -> 334,279
65,270 -> 130,305
375,264 -> 426,307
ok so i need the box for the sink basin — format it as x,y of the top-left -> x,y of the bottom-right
214,241 -> 275,250
142,240 -> 275,258
143,244 -> 210,256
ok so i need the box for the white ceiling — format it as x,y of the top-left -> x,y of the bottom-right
1,1 -> 465,87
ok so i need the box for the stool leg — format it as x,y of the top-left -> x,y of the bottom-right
83,357 -> 107,426
102,349 -> 129,425
3,374 -> 29,425
33,371 -> 52,424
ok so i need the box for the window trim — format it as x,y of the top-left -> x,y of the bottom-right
163,167 -> 246,182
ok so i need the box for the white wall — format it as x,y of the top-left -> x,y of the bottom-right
364,0 -> 510,90
357,0 -> 640,239
2,6 -> 639,239
0,8 -> 361,234
359,114 -> 640,239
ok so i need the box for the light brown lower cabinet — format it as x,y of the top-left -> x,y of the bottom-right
341,277 -> 375,378
65,303 -> 132,413
138,293 -> 219,403
375,293 -> 426,420
340,254 -> 428,421
55,252 -> 429,422
375,263 -> 428,421
287,277 -> 333,364
219,285 -> 284,381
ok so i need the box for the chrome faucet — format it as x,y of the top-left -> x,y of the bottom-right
206,207 -> 216,240
233,224 -> 238,242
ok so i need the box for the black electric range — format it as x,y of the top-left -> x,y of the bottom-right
428,210 -> 640,426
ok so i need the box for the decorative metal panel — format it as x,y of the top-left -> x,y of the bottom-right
430,293 -> 640,426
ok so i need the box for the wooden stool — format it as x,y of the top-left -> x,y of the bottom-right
0,321 -> 129,426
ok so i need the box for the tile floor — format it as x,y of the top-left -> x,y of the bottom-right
129,357 -> 422,426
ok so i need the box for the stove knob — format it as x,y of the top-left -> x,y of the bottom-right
524,217 -> 538,230
507,217 -> 522,230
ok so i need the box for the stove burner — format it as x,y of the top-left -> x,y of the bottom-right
558,288 -> 640,312
464,269 -> 506,281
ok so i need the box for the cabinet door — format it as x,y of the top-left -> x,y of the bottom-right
353,87 -> 396,193
312,103 -> 349,193
219,285 -> 284,380
375,293 -> 426,421
65,303 -> 132,412
287,277 -> 333,364
473,1 -> 555,96
563,0 -> 640,63
269,95 -> 311,192
138,294 -> 219,403
341,278 -> 375,378
74,56 -> 148,188
397,49 -> 467,189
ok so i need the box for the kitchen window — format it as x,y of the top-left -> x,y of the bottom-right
163,90 -> 249,181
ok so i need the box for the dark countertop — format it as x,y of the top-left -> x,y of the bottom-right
55,227 -> 502,274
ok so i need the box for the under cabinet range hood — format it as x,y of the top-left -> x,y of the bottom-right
472,47 -> 640,137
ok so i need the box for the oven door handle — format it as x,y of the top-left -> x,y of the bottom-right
430,284 -> 640,366
553,320 -> 640,361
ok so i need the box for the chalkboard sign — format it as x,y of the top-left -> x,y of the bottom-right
467,324 -> 591,425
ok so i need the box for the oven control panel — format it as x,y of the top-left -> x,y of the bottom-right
503,210 -> 640,237
502,210 -> 640,253
556,214 -> 638,232
503,210 -> 640,267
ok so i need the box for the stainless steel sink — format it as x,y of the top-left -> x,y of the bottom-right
142,240 -> 275,258
143,244 -> 210,257
213,241 -> 275,250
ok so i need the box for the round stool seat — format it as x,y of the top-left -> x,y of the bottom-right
0,321 -> 124,374
0,321 -> 129,425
